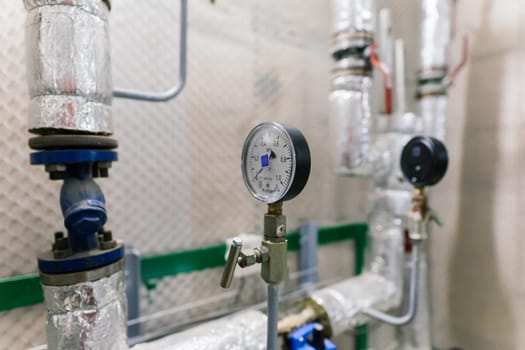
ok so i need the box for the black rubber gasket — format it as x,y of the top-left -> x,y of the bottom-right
29,135 -> 118,150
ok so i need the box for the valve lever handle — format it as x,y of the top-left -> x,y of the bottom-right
220,238 -> 243,288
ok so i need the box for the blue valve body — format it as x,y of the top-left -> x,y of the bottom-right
289,323 -> 337,350
60,163 -> 107,252
33,149 -> 123,274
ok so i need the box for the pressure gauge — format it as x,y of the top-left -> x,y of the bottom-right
241,122 -> 311,203
400,136 -> 448,187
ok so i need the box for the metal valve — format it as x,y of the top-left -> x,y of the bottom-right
220,238 -> 242,288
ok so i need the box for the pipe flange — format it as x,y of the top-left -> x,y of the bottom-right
38,241 -> 124,274
331,68 -> 373,79
416,83 -> 447,99
333,55 -> 371,70
331,31 -> 374,57
40,257 -> 124,286
302,297 -> 334,338
417,66 -> 448,83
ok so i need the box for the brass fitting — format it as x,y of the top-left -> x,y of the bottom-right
277,297 -> 333,337
267,201 -> 283,216
408,187 -> 443,241
408,187 -> 428,241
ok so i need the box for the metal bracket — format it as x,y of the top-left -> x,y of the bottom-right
113,0 -> 187,102
125,248 -> 141,338
299,221 -> 318,287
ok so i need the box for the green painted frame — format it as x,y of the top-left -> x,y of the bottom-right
0,222 -> 368,347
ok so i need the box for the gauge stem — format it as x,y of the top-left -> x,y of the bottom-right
268,201 -> 283,216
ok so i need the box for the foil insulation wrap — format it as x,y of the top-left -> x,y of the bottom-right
329,75 -> 374,177
132,310 -> 267,350
43,270 -> 128,350
420,0 -> 451,70
420,95 -> 447,141
331,0 -> 375,35
24,0 -> 113,134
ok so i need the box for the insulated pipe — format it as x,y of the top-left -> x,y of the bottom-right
362,241 -> 421,326
23,2 -> 127,349
419,0 -> 451,73
278,193 -> 408,336
44,270 -> 127,350
131,310 -> 267,350
331,0 -> 376,39
330,0 -> 377,176
24,0 -> 113,134
330,75 -> 374,176
395,2 -> 452,349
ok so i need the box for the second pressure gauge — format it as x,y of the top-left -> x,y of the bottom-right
241,122 -> 311,203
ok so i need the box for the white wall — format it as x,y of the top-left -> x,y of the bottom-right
430,0 -> 525,348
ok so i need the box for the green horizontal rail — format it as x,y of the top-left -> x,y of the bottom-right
141,222 -> 367,289
0,274 -> 42,312
0,222 -> 367,312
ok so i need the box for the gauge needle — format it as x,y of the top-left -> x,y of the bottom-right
252,167 -> 264,181
252,151 -> 273,181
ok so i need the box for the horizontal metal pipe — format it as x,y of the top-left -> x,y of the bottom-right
113,0 -> 187,102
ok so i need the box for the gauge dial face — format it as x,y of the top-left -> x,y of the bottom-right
242,123 -> 296,203
241,122 -> 311,203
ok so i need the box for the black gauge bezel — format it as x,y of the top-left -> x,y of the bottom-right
241,122 -> 311,203
400,136 -> 448,187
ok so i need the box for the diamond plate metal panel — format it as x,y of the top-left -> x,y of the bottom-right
0,305 -> 44,349
0,0 -> 384,348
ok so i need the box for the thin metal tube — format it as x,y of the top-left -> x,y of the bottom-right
362,241 -> 420,326
378,8 -> 393,70
113,0 -> 187,102
394,39 -> 406,115
267,283 -> 280,350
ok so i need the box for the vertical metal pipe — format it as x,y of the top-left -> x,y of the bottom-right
126,249 -> 141,338
419,0 -> 451,71
395,39 -> 406,115
378,8 -> 393,70
299,221 -> 318,286
24,0 -> 113,134
267,283 -> 280,350
362,242 -> 420,325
